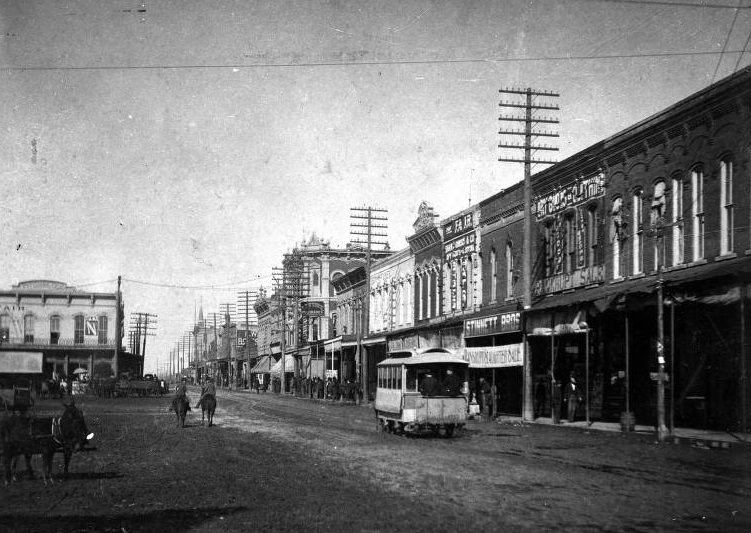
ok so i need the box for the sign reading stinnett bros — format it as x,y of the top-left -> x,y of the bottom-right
464,311 -> 521,338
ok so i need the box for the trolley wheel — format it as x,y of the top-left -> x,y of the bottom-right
376,417 -> 386,433
444,424 -> 455,438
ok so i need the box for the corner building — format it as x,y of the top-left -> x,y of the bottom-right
525,66 -> 751,431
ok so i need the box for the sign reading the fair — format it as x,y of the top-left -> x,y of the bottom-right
533,265 -> 606,296
464,312 -> 521,338
535,172 -> 605,220
443,212 -> 474,240
460,344 -> 523,368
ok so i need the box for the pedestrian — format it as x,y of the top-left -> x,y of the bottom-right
564,373 -> 581,422
480,377 -> 492,417
534,377 -> 547,419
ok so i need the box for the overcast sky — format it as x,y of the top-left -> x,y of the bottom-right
2,0 -> 749,374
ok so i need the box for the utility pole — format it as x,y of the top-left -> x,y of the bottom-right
114,275 -> 121,378
649,213 -> 670,442
498,87 -> 560,422
238,290 -> 258,387
273,251 -> 309,394
219,303 -> 236,388
350,206 -> 389,402
129,312 -> 157,377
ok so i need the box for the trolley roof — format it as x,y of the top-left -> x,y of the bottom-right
377,348 -> 468,367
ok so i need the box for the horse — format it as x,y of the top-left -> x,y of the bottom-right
0,404 -> 93,485
171,396 -> 190,428
40,379 -> 62,400
200,394 -> 216,427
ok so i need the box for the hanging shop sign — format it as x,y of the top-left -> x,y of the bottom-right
237,330 -> 247,348
535,172 -> 605,220
464,311 -> 521,338
460,344 -> 523,368
533,265 -> 606,296
301,301 -> 325,317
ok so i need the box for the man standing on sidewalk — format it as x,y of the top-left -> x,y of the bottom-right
564,373 -> 581,422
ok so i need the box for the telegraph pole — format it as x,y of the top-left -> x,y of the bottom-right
350,206 -> 389,402
273,251 -> 309,394
129,312 -> 157,377
498,87 -> 559,422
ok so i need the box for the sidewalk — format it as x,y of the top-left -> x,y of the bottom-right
485,414 -> 751,448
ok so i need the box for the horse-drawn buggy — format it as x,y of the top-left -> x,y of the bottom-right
0,398 -> 95,485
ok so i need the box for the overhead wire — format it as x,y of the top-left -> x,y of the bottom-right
711,0 -> 744,82
3,49 -> 750,72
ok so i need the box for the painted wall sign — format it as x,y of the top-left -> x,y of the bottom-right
444,232 -> 476,262
535,173 -> 605,220
460,344 -> 523,368
533,265 -> 606,296
443,212 -> 474,239
464,311 -> 521,338
0,352 -> 43,373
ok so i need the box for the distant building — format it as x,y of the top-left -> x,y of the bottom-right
0,279 -> 129,382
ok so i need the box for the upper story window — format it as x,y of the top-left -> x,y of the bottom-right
611,197 -> 624,279
651,181 -> 666,269
74,315 -> 85,344
587,206 -> 599,267
691,167 -> 704,261
23,314 -> 35,344
490,248 -> 498,302
720,158 -> 734,255
565,215 -> 576,273
543,222 -> 554,277
671,175 -> 684,266
0,315 -> 10,343
98,315 -> 108,344
50,315 -> 61,345
505,242 -> 514,299
632,189 -> 643,275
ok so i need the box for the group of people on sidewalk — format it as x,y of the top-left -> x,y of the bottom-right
534,372 -> 583,423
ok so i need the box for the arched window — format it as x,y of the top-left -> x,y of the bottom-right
490,248 -> 498,302
651,180 -> 666,269
632,189 -> 643,275
671,174 -> 684,266
587,205 -> 599,267
23,314 -> 35,344
0,314 -> 10,343
505,242 -> 514,299
611,197 -> 624,279
50,315 -> 61,345
691,167 -> 704,261
565,214 -> 576,273
720,158 -> 734,255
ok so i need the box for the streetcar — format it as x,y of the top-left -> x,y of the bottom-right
374,347 -> 469,437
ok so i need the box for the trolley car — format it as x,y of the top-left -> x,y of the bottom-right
374,348 -> 469,437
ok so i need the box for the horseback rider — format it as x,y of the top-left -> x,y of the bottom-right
173,377 -> 191,412
196,377 -> 216,409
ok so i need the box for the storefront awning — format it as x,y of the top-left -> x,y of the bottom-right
269,354 -> 296,376
250,355 -> 274,374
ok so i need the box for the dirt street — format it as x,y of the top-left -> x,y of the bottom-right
1,388 -> 749,532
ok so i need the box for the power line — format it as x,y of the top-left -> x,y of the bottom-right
121,276 -> 268,291
711,0 -> 744,82
585,0 -> 750,8
3,49 -> 749,73
733,19 -> 751,71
